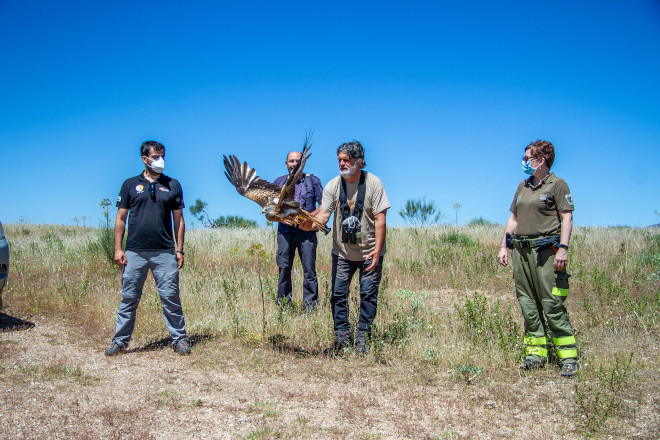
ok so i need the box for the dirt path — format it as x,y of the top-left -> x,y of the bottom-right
1,313 -> 655,439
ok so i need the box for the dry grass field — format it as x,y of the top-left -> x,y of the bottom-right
1,223 -> 659,439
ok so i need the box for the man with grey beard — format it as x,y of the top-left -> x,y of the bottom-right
301,141 -> 390,354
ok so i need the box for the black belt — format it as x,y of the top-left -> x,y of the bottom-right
511,235 -> 560,250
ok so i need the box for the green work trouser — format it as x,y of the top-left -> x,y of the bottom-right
512,245 -> 578,364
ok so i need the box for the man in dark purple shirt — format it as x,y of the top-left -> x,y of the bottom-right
273,151 -> 324,311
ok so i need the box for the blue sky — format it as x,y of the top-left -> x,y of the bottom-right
1,1 -> 659,228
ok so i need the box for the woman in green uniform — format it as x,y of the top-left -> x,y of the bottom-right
497,140 -> 578,377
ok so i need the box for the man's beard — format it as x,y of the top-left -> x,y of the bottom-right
340,163 -> 359,178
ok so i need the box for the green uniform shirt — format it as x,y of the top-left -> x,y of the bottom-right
509,173 -> 574,236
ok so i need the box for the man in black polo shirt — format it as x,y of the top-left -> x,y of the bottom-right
104,140 -> 190,356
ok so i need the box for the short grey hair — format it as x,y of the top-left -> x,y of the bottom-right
336,141 -> 366,169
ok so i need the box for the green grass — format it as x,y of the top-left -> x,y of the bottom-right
2,223 -> 659,438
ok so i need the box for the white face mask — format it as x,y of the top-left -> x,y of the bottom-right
149,157 -> 165,173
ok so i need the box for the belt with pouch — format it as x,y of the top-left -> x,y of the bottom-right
510,235 -> 560,250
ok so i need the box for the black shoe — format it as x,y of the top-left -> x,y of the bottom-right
276,297 -> 292,309
520,358 -> 546,371
560,362 -> 579,377
355,339 -> 369,354
355,331 -> 369,354
302,301 -> 317,313
104,341 -> 126,356
325,339 -> 350,356
172,338 -> 191,355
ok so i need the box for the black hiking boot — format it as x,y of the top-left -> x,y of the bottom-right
519,358 -> 546,371
172,338 -> 191,355
355,331 -> 369,355
560,362 -> 579,377
104,341 -> 126,357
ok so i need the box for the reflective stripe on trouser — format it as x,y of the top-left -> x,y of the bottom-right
513,245 -> 577,364
523,335 -> 548,357
112,250 -> 187,346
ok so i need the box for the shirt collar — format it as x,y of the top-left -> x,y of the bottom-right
525,172 -> 555,189
139,172 -> 161,183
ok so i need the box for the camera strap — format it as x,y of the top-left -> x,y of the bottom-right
339,171 -> 367,221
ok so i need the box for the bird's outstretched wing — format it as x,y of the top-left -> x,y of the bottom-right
276,132 -> 313,211
223,155 -> 282,208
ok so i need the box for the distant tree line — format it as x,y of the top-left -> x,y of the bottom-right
399,198 -> 497,226
189,199 -> 257,228
398,198 -> 444,226
191,197 -> 499,229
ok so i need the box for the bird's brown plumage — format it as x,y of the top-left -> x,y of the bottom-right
223,136 -> 329,234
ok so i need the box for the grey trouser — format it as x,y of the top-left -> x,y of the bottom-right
111,250 -> 187,346
331,254 -> 383,338
276,230 -> 319,308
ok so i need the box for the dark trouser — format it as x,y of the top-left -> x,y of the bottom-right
276,230 -> 319,308
331,254 -> 383,339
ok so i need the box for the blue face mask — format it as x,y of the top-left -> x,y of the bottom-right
522,160 -> 537,175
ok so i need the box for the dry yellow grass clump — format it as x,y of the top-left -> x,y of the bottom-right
1,223 -> 658,439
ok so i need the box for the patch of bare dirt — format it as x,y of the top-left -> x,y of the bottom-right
1,313 -> 657,439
